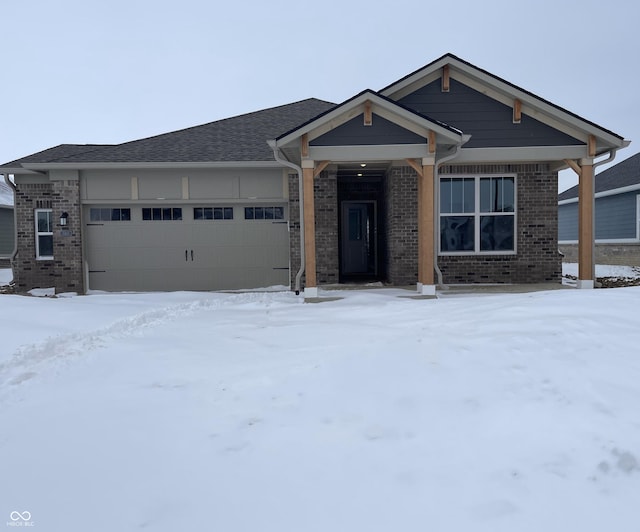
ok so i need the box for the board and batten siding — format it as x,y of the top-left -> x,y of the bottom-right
398,79 -> 584,149
559,192 -> 639,241
0,207 -> 15,255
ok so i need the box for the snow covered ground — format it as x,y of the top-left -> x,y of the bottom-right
1,272 -> 640,531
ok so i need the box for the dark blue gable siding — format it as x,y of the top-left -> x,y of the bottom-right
559,191 -> 638,241
399,79 -> 584,149
310,113 -> 425,146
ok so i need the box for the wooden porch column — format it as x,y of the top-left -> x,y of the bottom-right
418,157 -> 436,296
302,161 -> 317,295
578,159 -> 595,288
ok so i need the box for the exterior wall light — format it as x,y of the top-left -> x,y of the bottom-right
60,212 -> 69,226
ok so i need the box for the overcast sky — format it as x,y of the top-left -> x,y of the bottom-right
1,0 -> 638,191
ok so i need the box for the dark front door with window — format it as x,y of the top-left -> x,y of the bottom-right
340,201 -> 377,277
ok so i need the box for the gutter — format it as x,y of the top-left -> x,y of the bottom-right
267,140 -> 305,295
433,135 -> 471,288
1,173 -> 18,262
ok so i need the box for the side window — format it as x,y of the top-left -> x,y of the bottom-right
35,209 -> 54,259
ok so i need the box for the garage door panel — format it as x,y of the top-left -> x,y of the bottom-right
85,205 -> 289,291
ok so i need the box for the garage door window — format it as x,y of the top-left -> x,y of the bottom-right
142,207 -> 182,221
244,206 -> 284,220
89,208 -> 131,222
194,207 -> 233,220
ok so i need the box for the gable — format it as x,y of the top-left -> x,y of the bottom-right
310,113 -> 426,146
398,79 -> 584,149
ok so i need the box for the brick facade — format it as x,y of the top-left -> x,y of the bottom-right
289,163 -> 561,288
12,180 -> 84,293
438,164 -> 561,284
384,166 -> 419,285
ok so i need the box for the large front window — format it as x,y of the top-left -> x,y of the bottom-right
440,176 -> 516,253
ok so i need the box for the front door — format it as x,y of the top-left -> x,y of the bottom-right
341,201 -> 377,276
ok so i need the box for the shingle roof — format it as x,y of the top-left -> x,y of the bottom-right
558,152 -> 640,201
2,144 -> 108,167
2,99 -> 336,167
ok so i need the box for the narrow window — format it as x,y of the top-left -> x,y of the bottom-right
35,209 -> 54,259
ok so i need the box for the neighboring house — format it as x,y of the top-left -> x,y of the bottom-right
0,54 -> 629,295
559,152 -> 640,266
0,180 -> 15,265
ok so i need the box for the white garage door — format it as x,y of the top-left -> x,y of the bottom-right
85,205 -> 290,291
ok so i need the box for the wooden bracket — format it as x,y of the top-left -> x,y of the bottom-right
428,130 -> 436,154
405,158 -> 424,177
513,99 -> 522,124
588,135 -> 597,158
313,161 -> 330,178
564,159 -> 582,176
442,65 -> 450,92
301,133 -> 309,158
364,101 -> 372,126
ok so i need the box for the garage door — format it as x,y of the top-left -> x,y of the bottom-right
84,205 -> 290,291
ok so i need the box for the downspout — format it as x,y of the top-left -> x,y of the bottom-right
1,173 -> 18,262
433,135 -> 471,288
267,140 -> 305,295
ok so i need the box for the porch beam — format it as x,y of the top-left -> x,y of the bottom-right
577,160 -> 595,288
405,158 -> 423,177
564,158 -> 582,176
302,164 -> 317,291
301,134 -> 309,158
313,161 -> 330,178
418,159 -> 436,295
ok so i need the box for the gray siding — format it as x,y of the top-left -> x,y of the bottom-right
399,79 -> 584,149
0,207 -> 15,255
558,192 -> 638,241
310,113 -> 424,146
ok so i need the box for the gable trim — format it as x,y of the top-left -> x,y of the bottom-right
559,182 -> 640,205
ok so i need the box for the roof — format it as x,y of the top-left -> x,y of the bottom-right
558,152 -> 640,201
2,99 -> 336,167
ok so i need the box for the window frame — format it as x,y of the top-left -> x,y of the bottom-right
439,174 -> 517,256
35,208 -> 54,260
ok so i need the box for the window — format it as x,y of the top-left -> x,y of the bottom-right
194,207 -> 234,220
89,208 -> 131,221
142,207 -> 182,221
244,206 -> 284,220
440,176 -> 515,253
35,209 -> 54,259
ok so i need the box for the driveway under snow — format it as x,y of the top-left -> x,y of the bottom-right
1,282 -> 639,531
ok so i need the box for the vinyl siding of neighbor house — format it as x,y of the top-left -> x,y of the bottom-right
398,79 -> 584,149
559,192 -> 638,241
0,207 -> 15,256
310,113 -> 425,146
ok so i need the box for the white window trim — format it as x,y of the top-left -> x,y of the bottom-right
35,208 -> 54,260
438,174 -> 518,256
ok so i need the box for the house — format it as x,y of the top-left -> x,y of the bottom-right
0,180 -> 15,267
559,152 -> 640,266
0,54 -> 629,296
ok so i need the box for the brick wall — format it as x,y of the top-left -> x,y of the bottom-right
12,180 -> 84,293
288,170 -> 339,288
438,164 -> 562,284
384,166 -> 419,285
